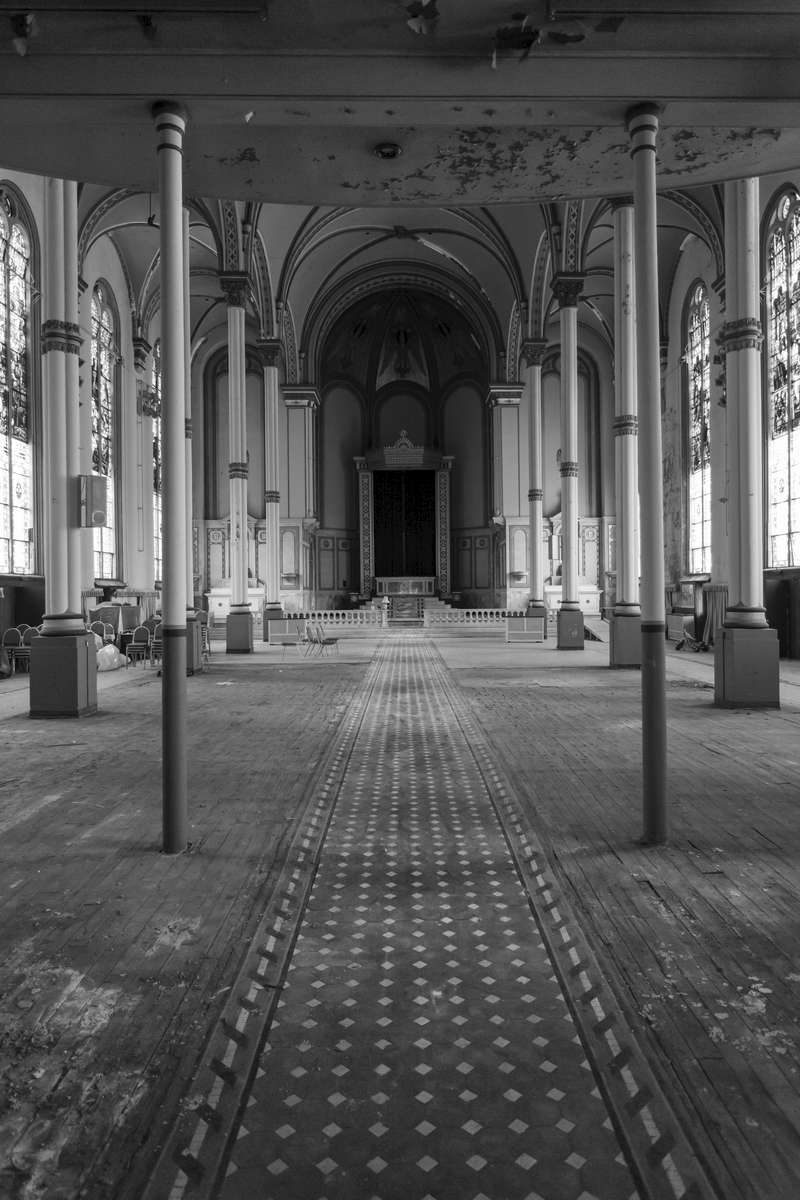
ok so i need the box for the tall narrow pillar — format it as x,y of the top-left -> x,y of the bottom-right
64,180 -> 84,614
30,177 -> 94,718
610,200 -> 642,667
715,179 -> 779,707
220,272 -> 253,653
627,103 -> 667,843
487,383 -> 524,604
257,339 -> 283,621
153,101 -> 189,853
522,338 -> 548,627
551,273 -> 585,649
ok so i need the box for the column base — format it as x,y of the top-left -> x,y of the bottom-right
226,610 -> 253,653
526,600 -> 548,639
714,625 -> 780,708
609,612 -> 642,669
29,631 -> 98,719
557,608 -> 584,650
261,603 -> 285,640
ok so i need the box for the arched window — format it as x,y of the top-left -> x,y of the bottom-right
0,192 -> 33,574
686,282 -> 711,573
152,339 -> 162,583
91,283 -> 118,579
765,193 -> 800,567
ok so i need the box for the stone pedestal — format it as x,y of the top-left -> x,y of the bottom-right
714,626 -> 780,708
557,609 -> 584,650
226,609 -> 253,653
525,600 -> 548,639
262,604 -> 285,641
609,612 -> 642,668
30,628 -> 97,719
186,613 -> 203,675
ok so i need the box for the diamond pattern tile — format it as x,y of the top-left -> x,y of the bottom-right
219,637 -> 639,1200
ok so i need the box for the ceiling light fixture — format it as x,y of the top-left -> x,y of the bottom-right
373,143 -> 403,160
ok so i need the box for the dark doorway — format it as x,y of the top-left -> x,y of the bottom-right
373,470 -> 436,576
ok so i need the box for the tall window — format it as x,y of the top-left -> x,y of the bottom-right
686,282 -> 711,573
152,339 -> 163,583
765,193 -> 800,567
91,284 -> 117,579
0,193 -> 33,574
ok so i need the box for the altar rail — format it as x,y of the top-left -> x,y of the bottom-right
423,609 -> 509,636
266,608 -> 538,644
266,610 -> 383,643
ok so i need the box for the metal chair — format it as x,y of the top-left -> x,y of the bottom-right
314,621 -> 339,656
148,622 -> 163,668
1,627 -> 23,674
125,624 -> 150,666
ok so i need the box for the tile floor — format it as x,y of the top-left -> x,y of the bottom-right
217,638 -> 641,1200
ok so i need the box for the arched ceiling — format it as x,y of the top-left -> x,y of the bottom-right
1,2 -> 800,206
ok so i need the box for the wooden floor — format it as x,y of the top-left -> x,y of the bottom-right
0,633 -> 798,1199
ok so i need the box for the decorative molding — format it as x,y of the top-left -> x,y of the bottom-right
528,488 -> 543,502
137,380 -> 160,418
185,418 -> 193,438
384,430 -> 424,467
520,337 -> 548,369
486,383 -> 523,407
228,461 -> 249,479
559,460 -> 579,478
613,414 -> 638,436
219,271 -> 250,309
283,385 -> 320,409
551,272 -> 585,309
41,319 -> 81,355
719,317 -> 763,352
265,489 -> 280,504
221,200 -> 240,272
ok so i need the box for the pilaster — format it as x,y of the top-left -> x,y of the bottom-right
551,272 -> 584,649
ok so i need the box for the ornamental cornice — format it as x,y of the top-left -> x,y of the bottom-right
41,319 -> 82,355
613,414 -> 639,436
283,385 -> 320,409
520,338 -> 549,368
550,272 -> 585,309
559,460 -> 579,478
219,272 -> 250,310
719,317 -> 763,352
485,382 -> 524,407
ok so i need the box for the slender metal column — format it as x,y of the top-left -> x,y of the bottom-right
257,340 -> 282,617
522,338 -> 548,620
153,101 -> 189,854
610,200 -> 642,666
551,273 -> 584,648
627,103 -> 667,843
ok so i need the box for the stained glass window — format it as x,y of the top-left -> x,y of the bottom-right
152,339 -> 163,583
686,282 -> 711,573
765,193 -> 800,567
91,284 -> 117,579
0,194 -> 33,575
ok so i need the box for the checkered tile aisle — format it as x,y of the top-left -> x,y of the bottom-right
221,637 -> 640,1200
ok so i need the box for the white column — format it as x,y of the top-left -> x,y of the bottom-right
220,273 -> 251,617
63,180 -> 84,615
713,179 -> 779,707
627,102 -> 667,842
522,338 -> 548,615
153,100 -> 189,853
183,207 -> 194,611
551,273 -> 585,648
258,339 -> 283,616
42,177 -> 69,615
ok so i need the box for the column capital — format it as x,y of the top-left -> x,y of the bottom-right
254,338 -> 282,369
219,272 -> 250,309
133,335 -> 152,374
613,414 -> 639,436
520,337 -> 549,368
550,272 -> 584,309
609,194 -> 635,211
152,101 -> 189,129
626,102 -> 661,151
41,319 -> 81,355
719,317 -> 763,352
